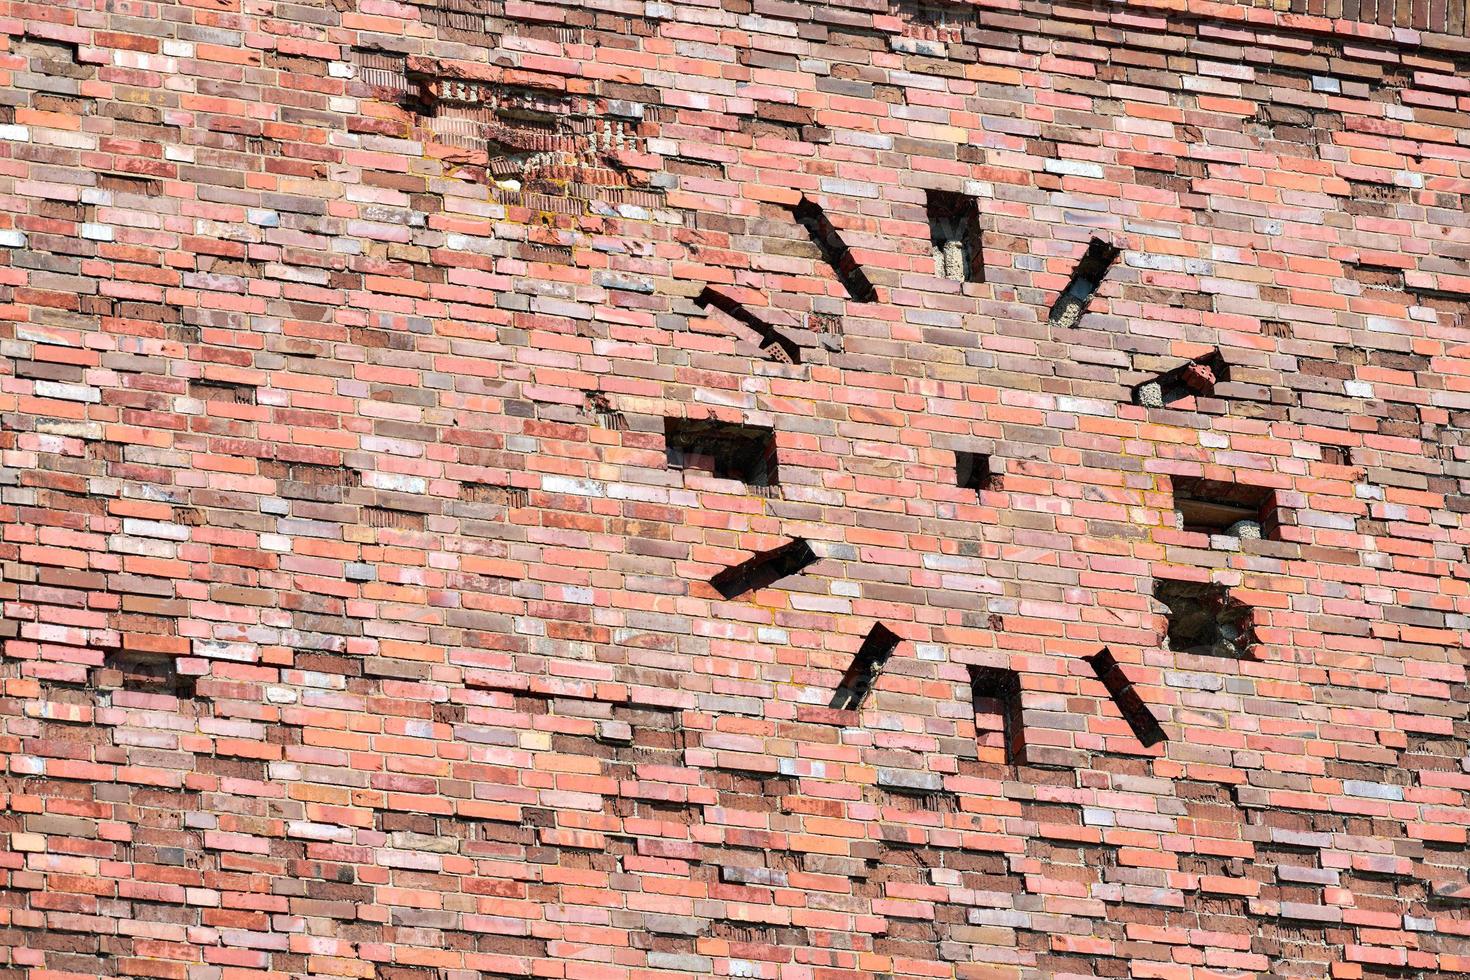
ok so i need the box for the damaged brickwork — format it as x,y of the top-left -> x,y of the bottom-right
2,1 -> 1470,978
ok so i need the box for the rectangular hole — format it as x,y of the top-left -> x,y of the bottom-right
829,623 -> 900,711
1085,648 -> 1166,748
710,538 -> 817,600
1048,238 -> 1120,328
969,665 -> 1025,764
1172,477 -> 1278,539
926,189 -> 983,283
665,417 -> 779,490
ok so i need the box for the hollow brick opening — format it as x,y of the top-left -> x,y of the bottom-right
1172,476 -> 1279,540
830,623 -> 900,710
969,665 -> 1025,764
955,450 -> 994,493
1155,579 -> 1255,659
926,190 -> 983,283
1048,238 -> 1119,328
665,417 -> 778,489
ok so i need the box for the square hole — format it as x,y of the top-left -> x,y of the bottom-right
1155,580 -> 1255,659
955,450 -> 994,493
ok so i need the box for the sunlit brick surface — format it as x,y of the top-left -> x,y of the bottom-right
4,1 -> 1470,978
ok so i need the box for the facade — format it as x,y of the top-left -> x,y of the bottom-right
3,0 -> 1470,977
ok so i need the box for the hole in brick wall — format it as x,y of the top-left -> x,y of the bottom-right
1172,477 -> 1278,540
1320,445 -> 1349,467
1048,238 -> 1119,328
1133,350 -> 1230,407
461,483 -> 529,507
1155,579 -> 1255,659
955,450 -> 994,493
790,197 -> 876,303
969,665 -> 1025,764
926,190 -> 983,283
830,623 -> 900,710
97,649 -> 195,700
711,538 -> 818,600
1084,648 -> 1166,748
1262,319 -> 1291,339
364,507 -> 426,531
665,417 -> 779,490
188,380 -> 256,404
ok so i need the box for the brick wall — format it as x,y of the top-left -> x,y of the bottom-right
3,0 -> 1470,977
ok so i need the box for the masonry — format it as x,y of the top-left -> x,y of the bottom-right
2,0 -> 1469,977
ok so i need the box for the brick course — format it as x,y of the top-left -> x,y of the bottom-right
3,0 -> 1470,977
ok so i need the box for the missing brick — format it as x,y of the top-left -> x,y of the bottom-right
926,190 -> 983,283
280,461 -> 361,487
188,380 -> 257,405
96,649 -> 195,701
414,0 -> 502,39
1048,238 -> 1119,329
14,35 -> 95,82
1171,477 -> 1278,541
1133,350 -> 1229,407
1085,647 -> 1166,748
790,197 -> 876,303
710,538 -> 818,600
364,507 -> 426,531
954,450 -> 994,493
586,392 -> 626,431
352,48 -> 415,103
1155,579 -> 1255,660
969,664 -> 1025,764
830,623 -> 900,710
461,483 -> 529,507
97,173 -> 163,198
665,417 -> 779,490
